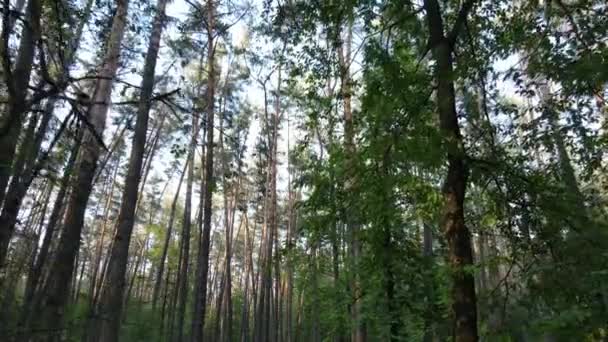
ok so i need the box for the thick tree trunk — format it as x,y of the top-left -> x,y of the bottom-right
190,1 -> 216,339
422,0 -> 478,341
31,0 -> 130,337
90,0 -> 167,338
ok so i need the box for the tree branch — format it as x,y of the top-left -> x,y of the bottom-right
447,0 -> 476,48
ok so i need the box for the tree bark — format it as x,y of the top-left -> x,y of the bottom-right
190,0 -> 216,339
254,69 -> 279,342
90,0 -> 167,338
422,0 -> 478,341
175,97 -> 199,342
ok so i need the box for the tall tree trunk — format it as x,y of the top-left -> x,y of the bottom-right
422,222 -> 436,342
311,245 -> 321,342
190,1 -> 216,339
152,158 -> 188,309
73,250 -> 88,304
32,0 -> 131,337
89,159 -> 120,306
91,153 -> 123,307
271,65 -> 282,342
335,15 -> 366,342
284,109 -> 302,342
90,0 -> 167,338
26,182 -> 53,283
216,88 -> 241,342
240,211 -> 252,342
254,78 -> 276,342
176,99 -> 199,342
123,233 -> 149,311
422,0 -> 478,341
160,264 -> 173,338
0,0 -> 42,267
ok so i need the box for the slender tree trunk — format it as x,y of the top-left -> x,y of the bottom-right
190,1 -> 216,339
153,159 -> 188,309
73,251 -> 88,304
176,104 -> 199,342
311,246 -> 321,342
214,267 -> 226,341
93,121 -> 129,184
123,234 -> 149,311
254,90 -> 276,342
423,0 -> 478,340
294,281 -> 304,342
24,181 -> 53,303
89,159 -> 120,306
91,154 -> 123,308
272,65 -> 283,342
160,265 -> 172,338
90,0 -> 167,338
422,222 -> 436,342
284,105 -> 298,342
216,91 -> 241,342
240,212 -> 252,342
335,15 -> 367,342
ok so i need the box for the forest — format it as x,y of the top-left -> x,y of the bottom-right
0,0 -> 607,340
